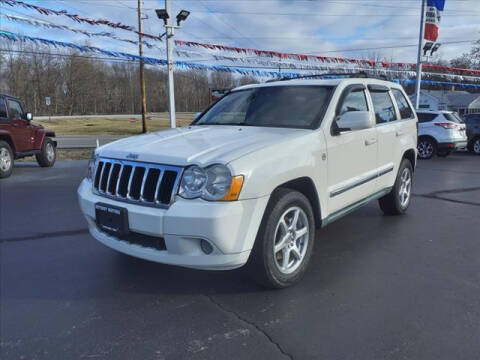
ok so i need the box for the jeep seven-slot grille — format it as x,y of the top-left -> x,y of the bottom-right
93,158 -> 183,207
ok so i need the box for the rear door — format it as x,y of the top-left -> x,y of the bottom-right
326,84 -> 378,214
6,98 -> 34,152
368,86 -> 403,191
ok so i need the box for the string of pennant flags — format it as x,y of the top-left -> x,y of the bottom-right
2,29 -> 480,90
0,13 -> 162,50
0,0 -> 163,42
1,0 -> 480,85
174,40 -> 480,77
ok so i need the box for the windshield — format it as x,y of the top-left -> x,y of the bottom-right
194,85 -> 333,129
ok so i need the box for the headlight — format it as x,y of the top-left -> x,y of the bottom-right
87,151 -> 98,181
203,164 -> 232,201
179,165 -> 208,199
179,164 -> 243,201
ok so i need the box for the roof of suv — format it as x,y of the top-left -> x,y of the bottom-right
234,78 -> 405,91
0,93 -> 19,100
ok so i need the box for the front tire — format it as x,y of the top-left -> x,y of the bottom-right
249,189 -> 315,289
417,137 -> 436,160
0,140 -> 14,178
378,159 -> 413,216
36,138 -> 56,167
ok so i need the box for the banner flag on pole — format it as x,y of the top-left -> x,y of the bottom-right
425,0 -> 446,42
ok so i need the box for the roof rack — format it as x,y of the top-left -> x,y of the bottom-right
268,71 -> 389,82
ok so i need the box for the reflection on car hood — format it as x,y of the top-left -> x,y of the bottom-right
98,125 -> 309,166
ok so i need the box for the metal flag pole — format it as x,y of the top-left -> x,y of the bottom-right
414,0 -> 427,110
165,0 -> 176,129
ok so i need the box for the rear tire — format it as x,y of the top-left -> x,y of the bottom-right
248,188 -> 315,289
472,138 -> 480,155
378,159 -> 413,216
36,138 -> 56,167
417,137 -> 436,160
0,140 -> 14,179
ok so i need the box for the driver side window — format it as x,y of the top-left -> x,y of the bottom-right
339,90 -> 368,115
7,99 -> 24,120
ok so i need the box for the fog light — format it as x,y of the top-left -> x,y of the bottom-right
200,239 -> 213,254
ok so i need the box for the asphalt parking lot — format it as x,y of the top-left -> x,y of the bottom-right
1,154 -> 479,360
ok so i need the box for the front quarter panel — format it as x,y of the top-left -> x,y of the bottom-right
229,130 -> 327,218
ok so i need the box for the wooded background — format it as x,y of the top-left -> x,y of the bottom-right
1,41 -> 479,116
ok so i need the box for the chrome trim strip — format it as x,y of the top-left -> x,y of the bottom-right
330,166 -> 394,198
92,157 -> 183,209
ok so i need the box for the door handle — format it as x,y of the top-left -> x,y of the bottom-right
396,130 -> 403,137
365,138 -> 377,146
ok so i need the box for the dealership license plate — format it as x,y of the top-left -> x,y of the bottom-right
95,203 -> 129,236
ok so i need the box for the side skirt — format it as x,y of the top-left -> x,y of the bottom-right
15,150 -> 41,159
321,187 -> 393,227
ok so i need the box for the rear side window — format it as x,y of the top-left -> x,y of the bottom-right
392,89 -> 414,119
444,113 -> 463,123
417,113 -> 437,123
0,98 -> 8,121
370,91 -> 397,124
339,90 -> 368,115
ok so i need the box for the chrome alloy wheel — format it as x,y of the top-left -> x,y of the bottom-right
273,206 -> 309,275
418,141 -> 433,159
398,167 -> 412,209
474,139 -> 480,155
46,142 -> 55,162
0,147 -> 12,172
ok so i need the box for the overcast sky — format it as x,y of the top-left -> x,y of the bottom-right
1,0 -> 479,65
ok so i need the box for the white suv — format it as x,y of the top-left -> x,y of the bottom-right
78,77 -> 417,288
416,110 -> 467,159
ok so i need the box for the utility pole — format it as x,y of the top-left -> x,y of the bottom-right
414,0 -> 426,110
165,0 -> 176,128
138,0 -> 147,133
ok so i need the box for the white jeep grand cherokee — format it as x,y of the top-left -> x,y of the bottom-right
78,77 -> 417,288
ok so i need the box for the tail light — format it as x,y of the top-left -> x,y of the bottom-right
435,122 -> 457,129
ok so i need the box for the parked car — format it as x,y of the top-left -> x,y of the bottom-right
78,77 -> 417,288
464,113 -> 480,155
416,110 -> 467,159
0,93 -> 57,178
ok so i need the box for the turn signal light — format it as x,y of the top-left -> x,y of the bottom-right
221,175 -> 244,201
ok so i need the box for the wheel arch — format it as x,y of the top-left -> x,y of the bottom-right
0,133 -> 16,153
274,177 -> 322,228
402,148 -> 417,170
418,134 -> 438,145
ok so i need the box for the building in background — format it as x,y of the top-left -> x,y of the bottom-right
411,90 -> 480,116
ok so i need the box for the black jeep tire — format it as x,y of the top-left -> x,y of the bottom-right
417,137 -> 436,160
248,188 -> 315,289
36,138 -> 56,167
378,159 -> 413,216
0,140 -> 14,178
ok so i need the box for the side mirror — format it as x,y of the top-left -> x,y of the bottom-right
335,111 -> 374,132
26,112 -> 33,122
194,112 -> 202,121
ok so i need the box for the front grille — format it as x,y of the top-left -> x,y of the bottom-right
93,158 -> 183,208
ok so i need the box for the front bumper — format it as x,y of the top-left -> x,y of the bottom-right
77,179 -> 269,270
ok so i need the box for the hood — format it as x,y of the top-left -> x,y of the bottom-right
98,125 -> 310,166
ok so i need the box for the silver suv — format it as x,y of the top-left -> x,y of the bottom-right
416,110 -> 467,159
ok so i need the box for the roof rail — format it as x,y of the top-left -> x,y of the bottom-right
269,71 -> 389,82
